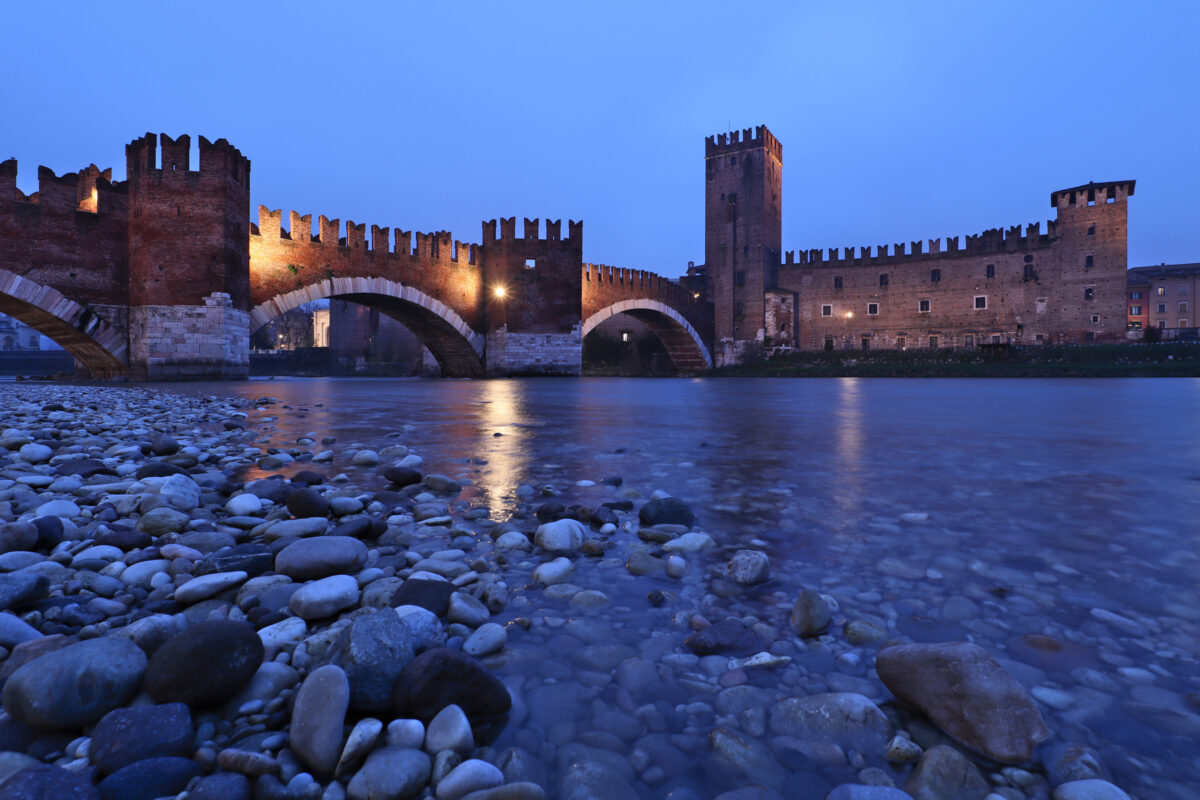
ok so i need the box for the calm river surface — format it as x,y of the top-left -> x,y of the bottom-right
178,377 -> 1200,798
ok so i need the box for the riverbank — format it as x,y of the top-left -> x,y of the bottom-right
711,342 -> 1200,378
0,382 -> 1183,799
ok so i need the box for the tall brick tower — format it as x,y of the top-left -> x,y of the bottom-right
704,126 -> 782,365
125,133 -> 251,379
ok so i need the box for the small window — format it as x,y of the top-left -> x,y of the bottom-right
986,264 -> 995,278
730,156 -> 737,166
1131,291 -> 1142,300
743,245 -> 749,256
1158,303 -> 1167,313
1158,320 -> 1166,329
833,276 -> 843,290
728,193 -> 737,205
1084,287 -> 1095,300
824,336 -> 834,351
734,271 -> 745,286
1091,314 -> 1100,323
621,331 -> 630,343
867,303 -> 879,316
974,296 -> 987,309
1085,331 -> 1096,341
992,334 -> 1002,344
918,298 -> 931,313
524,258 -> 536,269
1180,285 -> 1190,296
964,334 -> 975,347
1088,224 -> 1095,235
879,273 -> 889,287
1130,305 -> 1142,315
1023,264 -> 1036,281
929,336 -> 939,349
1157,287 -> 1165,296
1181,302 -> 1190,313
720,193 -> 725,203
1085,255 -> 1094,268
861,337 -> 871,351
930,269 -> 941,283
1069,193 -> 1077,207
821,304 -> 833,317
1036,333 -> 1045,343
897,336 -> 906,349
1181,319 -> 1191,328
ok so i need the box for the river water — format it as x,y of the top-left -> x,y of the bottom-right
178,377 -> 1200,798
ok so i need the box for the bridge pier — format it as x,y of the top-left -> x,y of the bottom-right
128,293 -> 249,381
485,324 -> 582,376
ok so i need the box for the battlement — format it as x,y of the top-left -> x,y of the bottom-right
251,205 -> 479,265
704,125 -> 783,162
1051,180 -> 1135,210
0,159 -> 126,214
483,217 -> 582,244
583,263 -> 706,307
125,133 -> 250,187
783,219 -> 1062,268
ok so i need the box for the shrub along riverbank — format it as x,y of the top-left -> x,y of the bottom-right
709,342 -> 1200,378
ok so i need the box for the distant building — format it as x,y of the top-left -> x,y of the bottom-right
313,307 -> 330,348
251,307 -> 313,351
0,314 -> 41,351
1127,264 -> 1199,336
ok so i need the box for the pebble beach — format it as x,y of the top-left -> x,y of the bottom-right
0,382 -> 1194,800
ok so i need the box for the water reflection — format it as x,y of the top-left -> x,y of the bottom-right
475,379 -> 528,509
833,377 -> 866,526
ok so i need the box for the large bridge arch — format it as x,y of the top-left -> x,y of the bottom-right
0,270 -> 127,378
582,299 -> 712,372
250,276 -> 486,378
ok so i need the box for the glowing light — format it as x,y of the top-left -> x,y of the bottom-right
493,286 -> 506,299
845,311 -> 854,319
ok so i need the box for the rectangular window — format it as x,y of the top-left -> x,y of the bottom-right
879,273 -> 889,287
621,331 -> 630,342
1181,302 -> 1190,313
833,276 -> 843,289
964,334 -> 975,346
1157,287 -> 1166,296
1085,331 -> 1096,341
1130,305 -> 1142,315
867,303 -> 879,316
897,336 -> 906,349
824,336 -> 834,351
861,337 -> 871,351
1023,264 -> 1036,281
918,298 -> 931,313
1158,320 -> 1166,329
1131,291 -> 1142,300
1036,297 -> 1048,314
1158,303 -> 1167,313
930,269 -> 941,283
1181,319 -> 1191,328
929,336 -> 939,349
992,334 -> 1002,344
742,245 -> 749,256
1035,333 -> 1045,343
1091,314 -> 1100,323
974,296 -> 987,309
1084,287 -> 1095,300
1088,224 -> 1096,235
734,271 -> 745,286
821,304 -> 833,317
1085,255 -> 1094,268
986,264 -> 995,278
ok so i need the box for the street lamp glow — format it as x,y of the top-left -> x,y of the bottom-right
493,286 -> 506,298
845,311 -> 854,319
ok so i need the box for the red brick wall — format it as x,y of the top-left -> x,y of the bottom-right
582,262 -> 712,343
479,218 -> 582,334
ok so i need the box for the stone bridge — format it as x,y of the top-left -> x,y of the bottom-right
0,133 -> 713,380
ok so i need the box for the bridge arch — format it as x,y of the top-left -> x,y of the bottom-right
0,270 -> 127,378
582,299 -> 712,372
250,276 -> 486,378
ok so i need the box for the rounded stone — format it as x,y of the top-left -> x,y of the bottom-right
347,747 -> 430,800
2,637 -> 147,731
1052,779 -> 1132,800
275,536 -> 367,581
0,764 -> 99,800
224,493 -> 263,516
144,620 -> 264,707
533,519 -> 586,554
96,755 -> 202,800
425,704 -> 474,755
136,506 -> 189,535
393,648 -> 512,728
637,496 -> 695,528
384,465 -> 422,487
436,758 -> 503,800
289,574 -> 360,620
18,443 -> 53,464
725,550 -> 770,585
89,702 -> 193,775
291,664 -> 351,778
287,487 -> 330,518
463,623 -> 507,657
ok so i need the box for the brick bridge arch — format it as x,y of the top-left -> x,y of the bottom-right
249,277 -> 486,378
581,264 -> 713,372
0,270 -> 127,378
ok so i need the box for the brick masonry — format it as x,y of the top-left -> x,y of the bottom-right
485,325 -> 582,376
128,293 -> 249,380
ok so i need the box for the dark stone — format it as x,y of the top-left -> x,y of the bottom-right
97,756 -> 201,800
0,523 -> 36,553
134,462 -> 188,480
291,470 -> 325,487
144,620 -> 264,707
196,544 -> 274,577
245,478 -> 291,505
151,435 -> 179,456
330,517 -> 372,539
0,764 -> 98,800
535,503 -> 565,523
602,500 -> 634,512
392,648 -> 511,732
89,703 -> 192,775
53,459 -> 114,479
601,475 -> 623,487
638,497 -> 695,529
94,528 -> 153,551
0,714 -> 36,753
590,506 -> 619,527
382,466 -> 422,487
186,772 -> 252,800
684,620 -> 765,655
391,579 -> 455,616
286,488 -> 330,519
0,573 -> 48,612
330,610 -> 415,714
30,516 -> 64,549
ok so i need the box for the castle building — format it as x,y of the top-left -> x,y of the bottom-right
700,125 -> 1134,363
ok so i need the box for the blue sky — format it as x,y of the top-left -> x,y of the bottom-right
3,1 -> 1197,273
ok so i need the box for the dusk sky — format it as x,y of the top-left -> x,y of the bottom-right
4,1 -> 1197,274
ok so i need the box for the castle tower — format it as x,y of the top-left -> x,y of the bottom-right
1047,180 -> 1135,343
704,125 -> 782,365
479,217 -> 584,375
125,133 -> 252,379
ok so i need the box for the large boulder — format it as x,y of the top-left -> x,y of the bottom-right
2,637 -> 146,731
89,703 -> 192,775
275,536 -> 367,581
768,692 -> 892,753
876,642 -> 1049,764
144,620 -> 264,707
328,610 -> 415,714
291,664 -> 349,778
638,497 -> 695,528
392,648 -> 511,731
